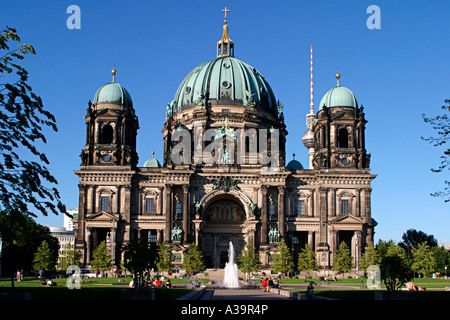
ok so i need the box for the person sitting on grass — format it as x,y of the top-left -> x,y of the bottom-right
46,279 -> 55,287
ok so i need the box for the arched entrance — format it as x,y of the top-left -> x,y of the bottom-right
200,195 -> 246,268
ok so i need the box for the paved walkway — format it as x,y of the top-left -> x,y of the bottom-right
206,288 -> 291,300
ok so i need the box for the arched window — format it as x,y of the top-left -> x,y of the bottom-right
338,128 -> 349,148
101,125 -> 114,144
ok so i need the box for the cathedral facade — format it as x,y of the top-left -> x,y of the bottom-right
73,12 -> 377,272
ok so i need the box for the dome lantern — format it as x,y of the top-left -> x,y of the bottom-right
217,7 -> 234,57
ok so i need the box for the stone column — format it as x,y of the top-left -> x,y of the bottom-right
123,185 -> 131,244
110,224 -> 117,266
318,188 -> 330,269
308,190 -> 314,217
363,188 -> 372,223
76,184 -> 87,245
355,188 -> 360,217
164,185 -> 172,242
86,227 -> 92,265
260,186 -> 268,244
319,188 -> 328,245
329,188 -> 336,217
182,185 -> 189,242
90,185 -> 96,214
308,231 -> 314,249
277,186 -> 285,238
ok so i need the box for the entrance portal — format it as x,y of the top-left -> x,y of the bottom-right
201,196 -> 246,268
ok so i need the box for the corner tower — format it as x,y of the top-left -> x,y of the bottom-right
312,72 -> 369,170
80,68 -> 139,168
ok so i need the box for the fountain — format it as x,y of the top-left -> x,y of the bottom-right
223,241 -> 240,288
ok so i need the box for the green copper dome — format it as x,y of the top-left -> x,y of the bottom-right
319,73 -> 357,110
143,157 -> 161,168
319,85 -> 357,110
170,56 -> 277,115
286,159 -> 304,170
93,81 -> 133,107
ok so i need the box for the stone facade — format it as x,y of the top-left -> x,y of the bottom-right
73,18 -> 376,273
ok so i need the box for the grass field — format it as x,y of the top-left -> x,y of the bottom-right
277,277 -> 450,300
0,276 -> 196,300
1,276 -> 449,300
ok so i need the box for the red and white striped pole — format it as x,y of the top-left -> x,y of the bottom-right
310,45 -> 314,115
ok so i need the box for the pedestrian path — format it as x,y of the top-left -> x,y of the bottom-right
209,288 -> 290,300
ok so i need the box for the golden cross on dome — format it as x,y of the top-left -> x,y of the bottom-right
224,117 -> 229,128
222,6 -> 230,23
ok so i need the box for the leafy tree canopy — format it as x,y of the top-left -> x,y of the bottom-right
422,100 -> 450,202
0,26 -> 66,217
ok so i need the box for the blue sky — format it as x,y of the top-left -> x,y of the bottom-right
1,0 -> 449,244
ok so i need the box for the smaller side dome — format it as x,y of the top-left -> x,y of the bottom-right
93,82 -> 133,107
319,72 -> 357,110
286,154 -> 304,170
143,152 -> 161,168
93,68 -> 133,107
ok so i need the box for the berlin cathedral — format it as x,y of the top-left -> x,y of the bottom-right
73,8 -> 377,272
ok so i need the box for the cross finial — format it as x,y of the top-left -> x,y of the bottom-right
222,6 -> 230,23
224,117 -> 229,128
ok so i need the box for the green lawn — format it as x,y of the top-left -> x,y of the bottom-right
0,276 -> 196,300
277,277 -> 450,300
2,276 -> 449,300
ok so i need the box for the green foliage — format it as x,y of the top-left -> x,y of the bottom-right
122,239 -> 156,291
359,242 -> 381,271
411,242 -> 436,277
157,242 -> 175,273
90,241 -> 111,272
431,246 -> 450,274
182,243 -> 205,274
333,242 -> 353,275
32,240 -> 56,273
297,244 -> 316,273
399,229 -> 438,253
0,26 -> 65,217
380,243 -> 412,291
238,242 -> 261,274
271,240 -> 294,275
0,212 -> 58,274
422,100 -> 450,202
57,242 -> 81,271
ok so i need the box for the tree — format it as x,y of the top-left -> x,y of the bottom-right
0,211 -> 58,278
359,242 -> 381,272
271,240 -> 294,276
431,246 -> 450,275
297,244 -> 316,275
380,244 -> 412,292
156,242 -> 174,274
398,229 -> 438,254
57,242 -> 80,272
238,242 -> 261,278
333,241 -> 353,277
32,240 -> 56,275
0,27 -> 66,217
123,239 -> 156,291
182,243 -> 205,274
422,100 -> 450,202
411,242 -> 436,277
90,241 -> 111,274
